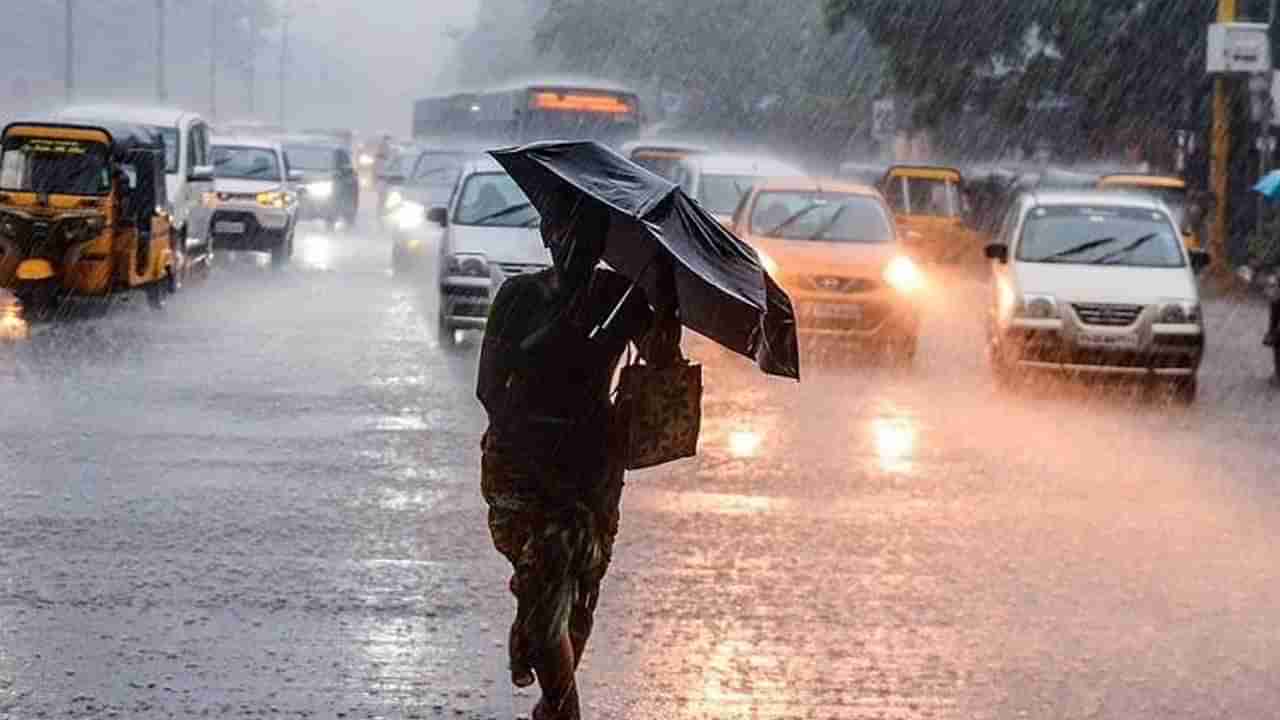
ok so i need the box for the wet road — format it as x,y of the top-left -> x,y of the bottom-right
2,217 -> 1280,720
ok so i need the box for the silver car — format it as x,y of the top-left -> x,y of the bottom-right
207,137 -> 302,268
985,190 -> 1211,401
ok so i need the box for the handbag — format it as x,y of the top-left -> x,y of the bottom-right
615,355 -> 703,470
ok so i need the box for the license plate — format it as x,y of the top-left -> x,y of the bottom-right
811,303 -> 861,320
216,221 -> 245,234
1078,332 -> 1139,350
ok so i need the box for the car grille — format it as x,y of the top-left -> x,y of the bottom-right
1072,303 -> 1143,327
497,262 -> 548,277
1015,330 -> 1196,369
217,192 -> 259,203
800,275 -> 878,294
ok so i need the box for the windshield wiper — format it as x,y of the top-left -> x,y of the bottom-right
1095,233 -> 1160,264
470,202 -> 534,225
807,203 -> 849,241
766,202 -> 824,236
1034,236 -> 1117,262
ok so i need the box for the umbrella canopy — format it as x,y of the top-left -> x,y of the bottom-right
490,140 -> 798,380
1255,170 -> 1280,200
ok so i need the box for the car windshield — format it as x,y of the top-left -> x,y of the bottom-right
411,152 -> 464,187
212,146 -> 282,181
882,175 -> 960,217
1017,205 -> 1185,268
699,174 -> 759,215
285,146 -> 336,171
453,172 -> 539,227
750,191 -> 893,243
0,136 -> 111,195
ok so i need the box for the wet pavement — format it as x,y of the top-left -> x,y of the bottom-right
2,215 -> 1280,719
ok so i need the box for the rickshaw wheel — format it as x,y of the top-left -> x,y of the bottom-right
146,281 -> 166,310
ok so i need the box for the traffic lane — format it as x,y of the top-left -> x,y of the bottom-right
575,280 -> 1280,718
0,224 -> 509,719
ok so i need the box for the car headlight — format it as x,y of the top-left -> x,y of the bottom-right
306,180 -> 334,199
257,191 -> 294,209
883,256 -> 923,293
395,201 -> 426,231
384,190 -> 403,210
755,247 -> 779,277
446,253 -> 489,278
1158,300 -> 1201,325
1016,293 -> 1059,319
359,153 -> 374,167
201,191 -> 220,209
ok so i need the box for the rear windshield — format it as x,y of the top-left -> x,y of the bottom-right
882,175 -> 960,217
285,146 -> 336,171
0,136 -> 111,196
750,191 -> 893,243
212,145 -> 281,181
1017,205 -> 1184,268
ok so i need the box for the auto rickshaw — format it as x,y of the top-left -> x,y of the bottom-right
879,164 -> 986,264
0,121 -> 179,313
1097,174 -> 1204,250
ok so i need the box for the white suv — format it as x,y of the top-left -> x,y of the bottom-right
416,157 -> 550,345
984,190 -> 1210,401
207,138 -> 301,268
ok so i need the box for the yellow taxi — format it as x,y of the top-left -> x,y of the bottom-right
731,178 -> 924,360
1097,174 -> 1202,250
879,164 -> 986,264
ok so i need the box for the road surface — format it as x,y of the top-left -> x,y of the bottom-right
2,219 -> 1279,719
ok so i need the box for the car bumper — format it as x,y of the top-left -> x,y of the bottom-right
790,289 -> 919,341
997,320 -> 1204,377
210,207 -> 293,252
440,277 -> 492,327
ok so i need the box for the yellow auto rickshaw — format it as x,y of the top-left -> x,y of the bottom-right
879,164 -> 986,264
0,121 -> 179,313
1097,174 -> 1204,250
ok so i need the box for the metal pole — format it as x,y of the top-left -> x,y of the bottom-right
279,8 -> 289,127
247,8 -> 257,115
210,0 -> 217,118
1211,0 -> 1237,266
156,0 -> 167,102
64,0 -> 73,103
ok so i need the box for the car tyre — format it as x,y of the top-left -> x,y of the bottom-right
437,311 -> 456,348
271,233 -> 292,270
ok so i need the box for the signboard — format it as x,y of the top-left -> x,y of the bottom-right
1207,22 -> 1272,74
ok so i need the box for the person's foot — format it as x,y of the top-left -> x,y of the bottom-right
1265,330 -> 1277,347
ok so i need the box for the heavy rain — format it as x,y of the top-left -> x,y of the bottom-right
1,1 -> 1279,718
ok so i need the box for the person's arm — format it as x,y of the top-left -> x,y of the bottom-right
636,259 -> 683,366
476,281 -> 524,420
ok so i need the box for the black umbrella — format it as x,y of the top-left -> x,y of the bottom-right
490,140 -> 799,380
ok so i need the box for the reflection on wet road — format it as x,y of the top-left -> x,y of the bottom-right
2,215 -> 1280,718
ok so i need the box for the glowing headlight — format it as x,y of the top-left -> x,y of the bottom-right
201,191 -> 220,209
384,190 -> 404,210
883,256 -> 923,293
446,253 -> 489,278
256,191 -> 294,209
1158,300 -> 1201,325
306,180 -> 334,199
395,201 -> 426,231
359,153 -> 374,167
1016,293 -> 1059,319
756,247 -> 779,277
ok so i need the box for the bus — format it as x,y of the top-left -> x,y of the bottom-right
413,77 -> 644,148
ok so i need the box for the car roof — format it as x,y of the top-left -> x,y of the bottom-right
458,155 -> 506,175
212,136 -> 282,151
279,135 -> 346,148
57,104 -> 197,127
752,177 -> 882,197
621,140 -> 709,155
683,153 -> 805,176
1022,189 -> 1168,211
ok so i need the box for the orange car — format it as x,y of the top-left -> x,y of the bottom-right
731,178 -> 924,360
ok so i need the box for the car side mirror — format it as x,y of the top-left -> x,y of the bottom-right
189,165 -> 214,183
287,170 -> 305,183
427,207 -> 448,227
1190,249 -> 1212,274
984,243 -> 1009,263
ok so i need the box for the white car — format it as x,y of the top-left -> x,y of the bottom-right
985,190 -> 1210,401
426,157 -> 550,345
207,137 -> 301,268
57,104 -> 215,265
669,152 -> 806,225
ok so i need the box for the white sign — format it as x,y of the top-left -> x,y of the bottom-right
872,98 -> 895,142
1207,23 -> 1272,75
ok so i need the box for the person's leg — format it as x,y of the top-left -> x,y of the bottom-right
532,632 -> 579,719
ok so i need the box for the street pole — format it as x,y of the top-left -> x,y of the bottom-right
1211,0 -> 1237,268
248,8 -> 257,115
156,0 -> 167,102
210,0 -> 217,118
279,7 -> 290,128
64,0 -> 73,103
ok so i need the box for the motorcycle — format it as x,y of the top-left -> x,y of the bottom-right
1237,265 -> 1280,381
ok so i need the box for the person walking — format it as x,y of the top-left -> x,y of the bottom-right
476,201 -> 682,719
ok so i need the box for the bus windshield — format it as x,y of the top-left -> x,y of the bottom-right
0,136 -> 111,196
